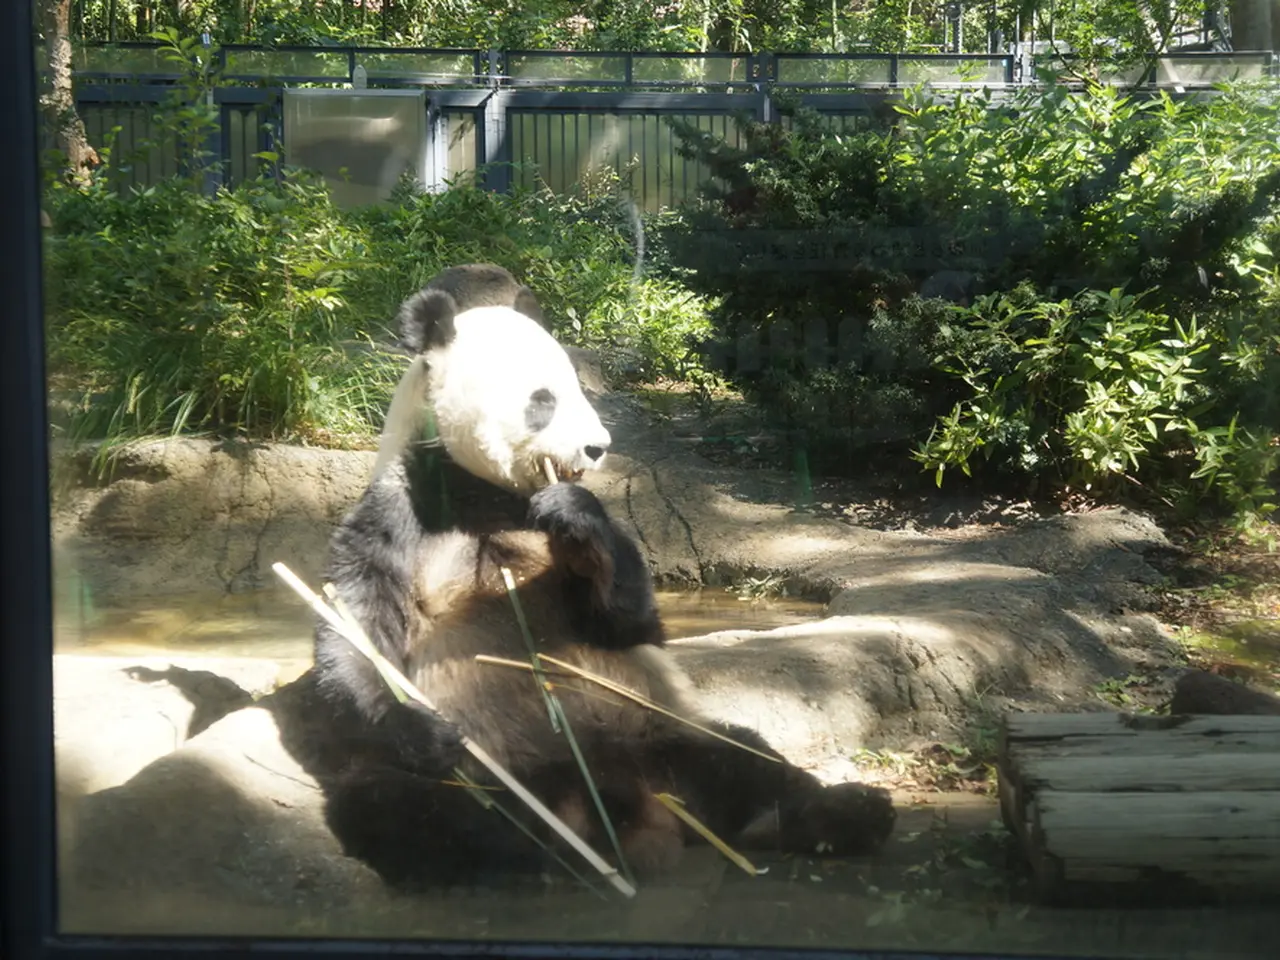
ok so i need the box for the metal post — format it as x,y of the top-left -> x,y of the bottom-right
479,89 -> 510,194
201,33 -> 222,197
755,51 -> 774,123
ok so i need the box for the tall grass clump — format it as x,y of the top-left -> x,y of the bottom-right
44,165 -> 404,450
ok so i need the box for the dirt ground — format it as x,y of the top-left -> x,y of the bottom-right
59,785 -> 1278,960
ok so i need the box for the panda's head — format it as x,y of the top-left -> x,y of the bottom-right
375,286 -> 612,497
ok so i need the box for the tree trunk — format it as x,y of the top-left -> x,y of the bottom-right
1229,0 -> 1276,51
39,0 -> 99,187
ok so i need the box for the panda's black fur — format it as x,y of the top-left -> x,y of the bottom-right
312,264 -> 896,891
407,262 -> 544,335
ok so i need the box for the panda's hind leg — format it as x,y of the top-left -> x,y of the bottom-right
322,759 -> 551,891
653,722 -> 897,860
545,773 -> 687,881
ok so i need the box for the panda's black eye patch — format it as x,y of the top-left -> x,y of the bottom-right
525,388 -> 557,432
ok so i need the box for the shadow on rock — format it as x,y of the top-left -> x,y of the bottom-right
60,671 -> 388,935
122,664 -> 256,738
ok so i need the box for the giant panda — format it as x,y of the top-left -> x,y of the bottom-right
312,264 -> 896,891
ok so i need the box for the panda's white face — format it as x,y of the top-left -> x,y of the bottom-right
425,305 -> 612,496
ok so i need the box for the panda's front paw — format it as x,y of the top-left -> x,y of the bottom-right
528,482 -> 621,605
527,482 -> 615,552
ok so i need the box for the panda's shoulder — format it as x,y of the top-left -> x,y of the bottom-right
332,463 -> 421,544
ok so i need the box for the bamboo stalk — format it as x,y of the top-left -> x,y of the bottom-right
655,793 -> 763,877
270,561 -> 637,899
473,653 -> 782,764
500,566 -> 636,890
499,567 -> 561,734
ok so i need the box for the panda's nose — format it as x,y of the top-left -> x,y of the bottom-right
583,442 -> 609,463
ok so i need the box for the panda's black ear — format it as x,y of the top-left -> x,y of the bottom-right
398,288 -> 458,354
514,285 -> 549,331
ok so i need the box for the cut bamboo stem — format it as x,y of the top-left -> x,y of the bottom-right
655,792 -> 762,877
473,653 -> 782,764
270,561 -> 637,899
499,567 -> 561,734
500,565 -> 636,889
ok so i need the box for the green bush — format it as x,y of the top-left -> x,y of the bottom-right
349,170 -> 712,384
43,161 -> 712,454
658,76 -> 1280,522
45,167 -> 400,449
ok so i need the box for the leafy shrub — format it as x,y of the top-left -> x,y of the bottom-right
658,76 -> 1280,521
43,160 -> 712,453
916,285 -> 1212,485
347,169 -> 712,383
45,167 -> 401,449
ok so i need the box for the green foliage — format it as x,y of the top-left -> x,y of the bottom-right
348,168 -> 712,382
1021,0 -> 1212,78
45,168 -> 400,448
62,0 -> 1210,58
659,76 -> 1280,521
43,156 -> 711,454
914,284 -> 1213,487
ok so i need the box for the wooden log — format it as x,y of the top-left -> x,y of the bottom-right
998,711 -> 1280,905
1017,752 -> 1280,793
1003,712 -> 1280,759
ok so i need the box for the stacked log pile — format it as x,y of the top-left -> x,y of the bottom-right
997,710 -> 1280,905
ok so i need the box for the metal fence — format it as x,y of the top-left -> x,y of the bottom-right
52,42 -> 1277,213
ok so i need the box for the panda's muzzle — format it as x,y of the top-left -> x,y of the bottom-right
538,436 -> 609,486
543,446 -> 607,485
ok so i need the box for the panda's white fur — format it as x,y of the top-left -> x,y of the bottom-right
373,304 -> 611,494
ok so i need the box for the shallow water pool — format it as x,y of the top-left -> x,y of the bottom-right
51,576 -> 827,662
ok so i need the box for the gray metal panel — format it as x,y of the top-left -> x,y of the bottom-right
281,88 -> 428,208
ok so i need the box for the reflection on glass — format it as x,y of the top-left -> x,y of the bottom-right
224,49 -> 351,80
774,56 -> 894,86
629,55 -> 752,85
36,10 -> 1280,959
506,53 -> 629,82
357,53 -> 480,82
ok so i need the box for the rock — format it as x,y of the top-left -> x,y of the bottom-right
49,388 -> 1184,763
565,345 -> 608,396
668,561 -> 1172,763
53,438 -> 376,598
1169,668 -> 1280,716
55,654 -> 287,798
60,672 -> 384,931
